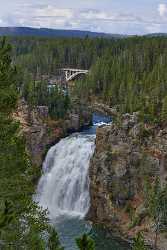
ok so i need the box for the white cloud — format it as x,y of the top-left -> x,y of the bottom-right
1,3 -> 167,35
35,5 -> 73,19
158,3 -> 167,17
80,9 -> 112,20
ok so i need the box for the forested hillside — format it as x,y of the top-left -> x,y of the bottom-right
9,36 -> 115,119
0,27 -> 118,38
4,36 -> 167,124
11,36 -> 113,74
75,37 -> 167,124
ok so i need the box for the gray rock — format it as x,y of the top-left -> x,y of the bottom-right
88,112 -> 167,245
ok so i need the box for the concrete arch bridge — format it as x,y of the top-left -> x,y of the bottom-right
61,68 -> 89,82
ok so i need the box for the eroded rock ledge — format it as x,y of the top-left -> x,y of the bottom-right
88,113 -> 167,249
13,99 -> 92,167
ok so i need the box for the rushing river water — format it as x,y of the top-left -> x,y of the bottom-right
36,113 -> 130,250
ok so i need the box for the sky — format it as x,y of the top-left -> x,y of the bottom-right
0,0 -> 167,35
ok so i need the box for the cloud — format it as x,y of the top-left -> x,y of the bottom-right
79,9 -> 112,20
158,3 -> 167,17
35,5 -> 73,19
145,23 -> 164,33
1,3 -> 167,35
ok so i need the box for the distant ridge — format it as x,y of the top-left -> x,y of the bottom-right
144,33 -> 167,37
0,27 -> 126,38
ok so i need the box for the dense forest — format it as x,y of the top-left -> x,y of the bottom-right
8,35 -> 167,124
11,36 -> 112,74
9,36 -> 117,119
75,37 -> 167,124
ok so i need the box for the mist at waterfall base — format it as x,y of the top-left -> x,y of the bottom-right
36,113 -> 129,250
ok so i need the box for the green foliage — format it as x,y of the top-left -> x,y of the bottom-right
11,36 -> 112,75
161,95 -> 167,123
48,227 -> 64,250
47,87 -> 70,119
0,38 -> 63,249
0,38 -> 18,114
23,79 -> 70,119
144,178 -> 167,248
0,200 -> 15,236
144,178 -> 167,224
129,216 -> 141,230
73,37 -> 167,123
132,233 -> 148,250
76,234 -> 95,250
9,35 -> 167,123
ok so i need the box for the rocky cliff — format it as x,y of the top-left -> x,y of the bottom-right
88,113 -> 167,249
13,100 -> 92,167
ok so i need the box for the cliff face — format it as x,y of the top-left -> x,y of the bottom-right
88,113 -> 167,249
13,100 -> 92,167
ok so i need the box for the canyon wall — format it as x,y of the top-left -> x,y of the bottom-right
13,100 -> 92,167
88,113 -> 167,249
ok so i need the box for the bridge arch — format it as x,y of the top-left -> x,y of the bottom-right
61,68 -> 89,82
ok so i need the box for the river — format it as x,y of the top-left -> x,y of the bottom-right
36,113 -> 130,250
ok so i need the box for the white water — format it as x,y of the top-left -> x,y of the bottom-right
35,114 -> 130,250
36,133 -> 95,219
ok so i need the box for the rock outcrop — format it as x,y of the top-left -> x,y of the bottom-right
92,102 -> 118,117
88,113 -> 167,249
13,100 -> 92,167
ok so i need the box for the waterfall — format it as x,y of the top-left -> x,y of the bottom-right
36,133 -> 95,219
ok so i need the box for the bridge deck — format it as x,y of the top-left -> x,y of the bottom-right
61,68 -> 89,73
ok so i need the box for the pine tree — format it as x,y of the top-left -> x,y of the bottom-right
161,95 -> 167,123
132,233 -> 148,250
0,200 -> 15,235
76,234 -> 95,250
48,227 -> 64,250
144,178 -> 167,249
